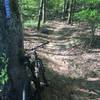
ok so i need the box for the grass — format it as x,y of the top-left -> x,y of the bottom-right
23,19 -> 49,29
23,19 -> 38,28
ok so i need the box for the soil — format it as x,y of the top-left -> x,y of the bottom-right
24,21 -> 100,100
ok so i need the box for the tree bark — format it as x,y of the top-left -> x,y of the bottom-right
0,0 -> 28,100
37,0 -> 44,30
42,0 -> 47,23
62,0 -> 67,19
67,0 -> 75,24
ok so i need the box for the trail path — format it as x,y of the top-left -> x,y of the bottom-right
24,21 -> 100,100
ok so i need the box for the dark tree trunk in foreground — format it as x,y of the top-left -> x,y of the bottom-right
0,0 -> 28,100
37,0 -> 44,30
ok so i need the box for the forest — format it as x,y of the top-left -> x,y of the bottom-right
0,0 -> 100,100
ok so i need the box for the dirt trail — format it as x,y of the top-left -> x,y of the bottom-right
24,21 -> 100,100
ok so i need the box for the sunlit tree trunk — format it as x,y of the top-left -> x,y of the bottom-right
66,0 -> 70,15
37,0 -> 44,30
42,0 -> 47,23
62,0 -> 67,19
0,0 -> 28,100
67,0 -> 76,24
90,24 -> 96,42
67,0 -> 73,24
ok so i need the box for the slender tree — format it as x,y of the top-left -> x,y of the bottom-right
37,0 -> 44,30
67,0 -> 73,24
63,0 -> 67,19
42,0 -> 47,23
67,0 -> 76,24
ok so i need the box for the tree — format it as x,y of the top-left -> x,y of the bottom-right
42,0 -> 47,23
37,0 -> 44,30
0,0 -> 28,99
62,0 -> 67,19
67,0 -> 76,24
37,0 -> 47,30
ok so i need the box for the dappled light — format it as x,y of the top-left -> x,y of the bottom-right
0,0 -> 100,100
24,20 -> 100,100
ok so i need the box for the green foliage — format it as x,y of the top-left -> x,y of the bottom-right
20,0 -> 65,27
21,0 -> 39,20
0,54 -> 8,85
20,0 -> 100,28
24,20 -> 38,28
73,0 -> 100,44
78,0 -> 100,4
74,0 -> 100,28
48,0 -> 64,10
75,9 -> 100,24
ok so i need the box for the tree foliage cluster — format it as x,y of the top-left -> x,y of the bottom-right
21,0 -> 64,21
75,0 -> 100,33
21,0 -> 100,30
0,54 -> 8,85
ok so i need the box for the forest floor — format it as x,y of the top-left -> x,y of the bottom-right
24,20 -> 100,100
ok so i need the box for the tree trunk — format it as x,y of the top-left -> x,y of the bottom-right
66,0 -> 70,16
0,0 -> 28,100
62,0 -> 67,19
91,24 -> 96,43
67,0 -> 74,24
42,0 -> 47,23
91,24 -> 95,37
37,0 -> 44,30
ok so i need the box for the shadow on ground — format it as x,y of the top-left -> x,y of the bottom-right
74,35 -> 100,49
23,21 -> 100,100
56,27 -> 78,36
42,66 -> 100,100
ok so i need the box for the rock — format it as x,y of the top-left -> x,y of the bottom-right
41,28 -> 49,34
